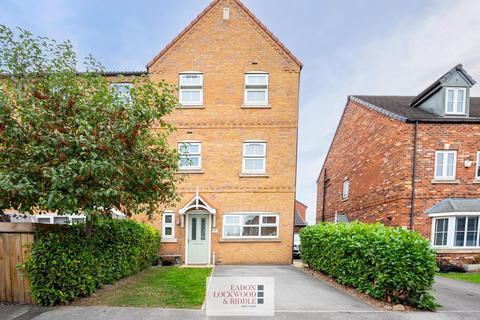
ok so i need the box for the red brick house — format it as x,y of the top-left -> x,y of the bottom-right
294,200 -> 307,234
317,65 -> 480,265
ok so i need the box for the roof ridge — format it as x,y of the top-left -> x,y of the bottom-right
146,0 -> 302,69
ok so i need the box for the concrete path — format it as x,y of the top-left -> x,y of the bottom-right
433,276 -> 480,311
213,265 -> 374,312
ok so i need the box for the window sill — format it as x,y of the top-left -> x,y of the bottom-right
241,105 -> 271,109
341,198 -> 348,202
431,179 -> 460,184
435,248 -> 480,254
178,169 -> 204,174
177,105 -> 205,109
161,238 -> 177,243
220,238 -> 281,243
239,173 -> 269,178
473,179 -> 480,184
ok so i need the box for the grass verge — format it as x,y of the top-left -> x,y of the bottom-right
74,266 -> 212,308
437,272 -> 480,284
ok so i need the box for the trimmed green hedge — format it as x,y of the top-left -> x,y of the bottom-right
23,218 -> 160,305
300,222 -> 438,310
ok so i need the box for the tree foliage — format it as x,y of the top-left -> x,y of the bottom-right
0,25 -> 181,221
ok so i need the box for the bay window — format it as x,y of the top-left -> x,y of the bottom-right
223,213 -> 279,238
431,215 -> 480,248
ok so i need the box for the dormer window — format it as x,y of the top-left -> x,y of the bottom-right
445,87 -> 466,115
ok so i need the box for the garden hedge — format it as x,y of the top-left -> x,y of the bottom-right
23,218 -> 160,305
300,222 -> 438,310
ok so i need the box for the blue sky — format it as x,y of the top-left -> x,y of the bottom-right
2,0 -> 480,223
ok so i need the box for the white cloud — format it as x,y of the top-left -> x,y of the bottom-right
299,0 -> 480,224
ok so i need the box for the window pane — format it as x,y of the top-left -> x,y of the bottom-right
446,153 -> 455,177
224,225 -> 241,237
165,215 -> 173,224
477,152 -> 480,178
245,143 -> 265,156
164,227 -> 172,236
261,227 -> 277,237
191,218 -> 197,240
201,218 -> 206,240
242,226 -> 259,236
180,74 -> 202,86
225,216 -> 240,224
244,158 -> 264,171
456,90 -> 465,113
179,156 -> 200,168
244,215 -> 259,225
436,153 -> 444,177
262,216 -> 277,224
180,90 -> 201,104
246,74 -> 267,86
434,218 -> 448,246
447,90 -> 454,113
246,90 -> 267,103
466,217 -> 478,246
455,217 -> 466,246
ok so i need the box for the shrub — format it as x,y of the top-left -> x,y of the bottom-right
300,222 -> 438,310
23,218 -> 160,305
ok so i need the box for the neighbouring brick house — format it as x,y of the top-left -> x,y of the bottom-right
317,64 -> 480,265
294,200 -> 308,234
125,0 -> 301,265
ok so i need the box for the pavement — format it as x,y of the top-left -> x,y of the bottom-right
2,266 -> 480,320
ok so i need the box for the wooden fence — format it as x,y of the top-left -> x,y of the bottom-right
0,223 -> 35,303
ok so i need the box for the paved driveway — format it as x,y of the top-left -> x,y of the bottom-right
212,265 -> 374,312
433,276 -> 480,311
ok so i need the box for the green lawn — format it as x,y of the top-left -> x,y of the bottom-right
75,266 -> 212,308
437,272 -> 480,284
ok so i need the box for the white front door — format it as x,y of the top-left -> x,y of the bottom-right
187,213 -> 210,264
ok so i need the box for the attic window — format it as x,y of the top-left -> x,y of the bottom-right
445,87 -> 466,115
223,7 -> 230,20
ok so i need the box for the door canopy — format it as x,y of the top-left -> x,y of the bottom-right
179,187 -> 216,215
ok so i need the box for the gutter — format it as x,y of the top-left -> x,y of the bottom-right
410,121 -> 418,230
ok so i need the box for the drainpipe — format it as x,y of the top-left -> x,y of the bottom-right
410,121 -> 418,230
322,169 -> 329,222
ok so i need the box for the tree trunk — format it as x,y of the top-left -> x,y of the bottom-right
86,219 -> 93,237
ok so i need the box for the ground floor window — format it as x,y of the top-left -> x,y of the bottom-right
432,215 -> 480,248
223,213 -> 278,238
162,211 -> 175,239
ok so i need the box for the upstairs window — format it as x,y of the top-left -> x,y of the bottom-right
342,179 -> 349,200
434,150 -> 457,180
162,211 -> 175,239
179,73 -> 203,106
244,73 -> 268,106
110,83 -> 133,103
178,142 -> 202,170
445,87 -> 466,115
243,142 -> 266,174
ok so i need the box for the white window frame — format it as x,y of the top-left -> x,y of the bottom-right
242,141 -> 266,174
445,87 -> 467,115
110,83 -> 133,103
476,151 -> 480,180
178,141 -> 202,171
222,213 -> 279,239
162,211 -> 175,239
244,72 -> 269,106
342,180 -> 349,200
430,214 -> 480,249
434,150 -> 457,180
179,72 -> 203,106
